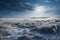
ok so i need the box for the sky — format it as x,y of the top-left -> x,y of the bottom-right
0,0 -> 60,18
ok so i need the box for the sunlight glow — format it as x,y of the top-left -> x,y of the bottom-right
31,6 -> 47,17
19,5 -> 57,18
34,6 -> 46,13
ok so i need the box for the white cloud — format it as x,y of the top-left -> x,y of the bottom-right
44,0 -> 50,3
22,5 -> 56,17
16,5 -> 58,18
34,6 -> 46,13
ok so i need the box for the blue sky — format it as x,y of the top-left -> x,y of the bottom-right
0,0 -> 60,18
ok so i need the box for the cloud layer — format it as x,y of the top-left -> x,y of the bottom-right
0,0 -> 60,17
